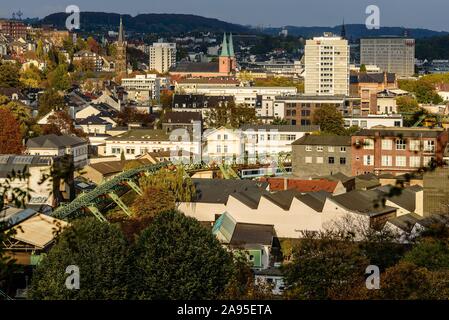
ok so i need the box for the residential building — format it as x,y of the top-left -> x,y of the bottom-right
121,74 -> 162,102
73,50 -> 103,72
175,77 -> 241,91
148,42 -> 176,73
351,127 -> 449,176
103,129 -> 201,161
292,135 -> 352,178
172,94 -> 234,117
274,95 -> 355,125
0,20 -> 27,39
77,115 -> 113,134
161,111 -> 202,134
304,34 -> 350,96
26,134 -> 89,169
360,37 -> 415,78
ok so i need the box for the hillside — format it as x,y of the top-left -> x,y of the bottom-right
40,12 -> 250,34
263,24 -> 448,39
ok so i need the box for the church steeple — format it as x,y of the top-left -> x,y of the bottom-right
340,19 -> 346,39
228,33 -> 235,57
220,33 -> 229,57
118,16 -> 125,44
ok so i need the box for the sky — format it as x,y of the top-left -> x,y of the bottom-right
2,0 -> 449,31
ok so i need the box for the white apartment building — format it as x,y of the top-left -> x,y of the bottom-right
304,34 -> 350,96
104,129 -> 201,161
149,42 -> 177,74
202,125 -> 319,164
360,37 -> 415,78
121,74 -> 163,102
26,134 -> 89,169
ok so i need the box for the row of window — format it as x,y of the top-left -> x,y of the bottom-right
361,155 -> 434,167
305,156 -> 346,165
361,138 -> 436,152
305,146 -> 347,152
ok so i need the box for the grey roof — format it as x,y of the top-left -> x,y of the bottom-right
26,134 -> 86,149
292,135 -> 352,146
0,155 -> 53,178
297,192 -> 330,212
275,95 -> 347,102
164,111 -> 202,124
170,62 -> 219,73
330,189 -> 397,216
77,114 -> 110,125
350,72 -> 395,84
239,124 -> 320,132
192,179 -> 268,204
264,190 -> 302,210
230,223 -> 275,246
355,128 -> 445,139
375,185 -> 421,212
388,213 -> 422,233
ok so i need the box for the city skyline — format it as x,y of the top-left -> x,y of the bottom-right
1,0 -> 449,32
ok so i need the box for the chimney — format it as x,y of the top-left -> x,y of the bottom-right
284,177 -> 288,191
384,71 -> 388,85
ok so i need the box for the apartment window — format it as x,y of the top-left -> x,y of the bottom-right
316,157 -> 324,164
217,134 -> 221,140
396,139 -> 406,150
410,156 -> 421,168
424,140 -> 435,152
409,140 -> 420,151
223,145 -> 228,153
364,138 -> 374,150
126,148 -> 135,155
317,146 -> 324,152
305,156 -> 313,164
223,134 -> 228,140
340,147 -> 346,152
112,147 -> 121,154
396,156 -> 407,167
360,120 -> 368,129
305,146 -> 312,152
381,155 -> 392,167
340,157 -> 346,165
260,135 -> 265,141
216,145 -> 222,153
328,146 -> 335,152
363,155 -> 373,166
381,139 -> 392,150
328,157 -> 335,164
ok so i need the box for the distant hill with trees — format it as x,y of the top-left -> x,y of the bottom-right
39,12 -> 251,34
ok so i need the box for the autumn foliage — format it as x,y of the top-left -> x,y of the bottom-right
0,108 -> 24,154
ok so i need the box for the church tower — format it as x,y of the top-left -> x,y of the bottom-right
115,16 -> 128,74
340,19 -> 347,40
219,33 -> 231,74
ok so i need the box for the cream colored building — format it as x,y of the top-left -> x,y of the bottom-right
304,34 -> 350,96
149,42 -> 177,73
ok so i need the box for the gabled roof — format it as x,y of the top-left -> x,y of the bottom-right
0,155 -> 53,178
163,111 -> 202,124
293,135 -> 351,146
88,158 -> 151,176
387,213 -> 422,233
77,114 -> 111,125
262,177 -> 339,193
170,62 -> 219,73
26,134 -> 86,149
330,189 -> 397,216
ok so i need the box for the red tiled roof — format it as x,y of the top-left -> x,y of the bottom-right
260,178 -> 339,193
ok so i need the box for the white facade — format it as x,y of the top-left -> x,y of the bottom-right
343,115 -> 403,129
121,74 -> 162,101
149,42 -> 177,74
177,86 -> 297,107
304,34 -> 350,96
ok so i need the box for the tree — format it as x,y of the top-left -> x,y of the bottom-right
0,63 -> 20,88
0,96 -> 35,139
0,109 -> 23,154
131,187 -> 176,217
47,64 -> 71,91
271,117 -> 288,125
403,238 -> 449,271
29,218 -> 131,300
115,107 -> 154,126
132,210 -> 234,299
20,65 -> 43,88
42,110 -> 85,137
86,37 -> 100,54
312,104 -> 346,135
396,96 -> 425,127
205,101 -> 258,128
282,232 -> 369,300
160,89 -> 173,108
38,89 -> 66,116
